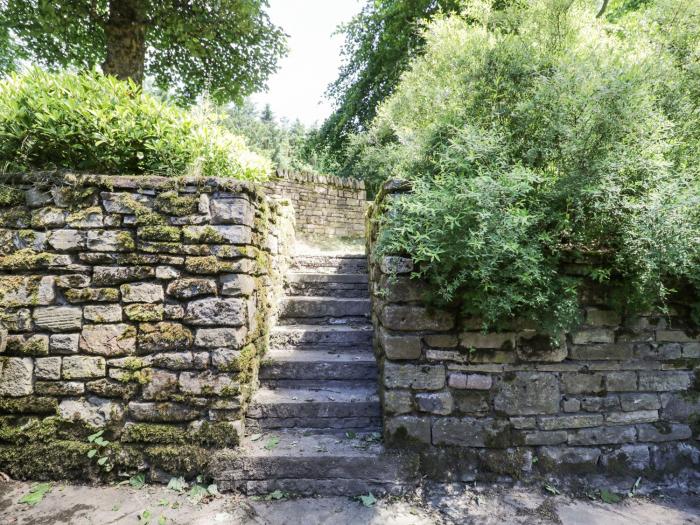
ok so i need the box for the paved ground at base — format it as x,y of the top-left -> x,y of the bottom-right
0,481 -> 698,524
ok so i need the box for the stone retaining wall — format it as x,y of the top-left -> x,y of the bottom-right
367,180 -> 700,483
265,169 -> 366,239
0,172 -> 294,481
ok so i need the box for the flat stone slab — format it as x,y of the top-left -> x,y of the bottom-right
259,349 -> 378,381
271,324 -> 373,349
281,297 -> 370,319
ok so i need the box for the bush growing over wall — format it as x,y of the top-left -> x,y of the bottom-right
372,0 -> 700,334
0,69 -> 271,180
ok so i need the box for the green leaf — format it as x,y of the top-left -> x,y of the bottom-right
264,436 -> 280,450
265,490 -> 286,501
207,484 -> 220,497
188,484 -> 209,505
129,473 -> 146,489
158,516 -> 167,525
18,483 -> 52,506
97,456 -> 108,466
345,431 -> 357,439
543,484 -> 560,495
87,449 -> 97,458
600,489 -> 622,504
87,430 -> 104,443
167,476 -> 187,493
358,492 -> 377,507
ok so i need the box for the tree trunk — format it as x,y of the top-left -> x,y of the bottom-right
101,0 -> 146,84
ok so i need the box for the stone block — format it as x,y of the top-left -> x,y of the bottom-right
220,274 -> 255,297
49,333 -> 80,354
569,344 -> 632,361
48,229 -> 86,251
378,275 -> 428,302
80,323 -> 136,356
448,373 -> 492,390
164,305 -> 185,320
385,416 -> 431,445
55,274 -> 91,289
195,327 -> 247,349
383,362 -> 445,390
128,401 -> 201,423
562,372 -> 605,394
453,391 -> 491,415
124,303 -> 164,322
538,414 -> 604,430
524,431 -> 568,446
33,306 -> 82,332
379,329 -> 422,360
383,390 -> 413,415
493,372 -> 559,415
83,304 -> 122,323
151,352 -> 194,370
31,207 -> 66,228
93,266 -> 154,286
606,371 -> 637,391
415,391 -> 453,415
179,371 -> 237,396
538,446 -> 603,472
0,357 -> 33,396
35,356 -> 61,380
585,308 -> 622,327
156,265 -> 180,280
380,305 -> 453,331
380,256 -> 413,275
600,444 -> 650,472
0,308 -> 32,332
0,275 -> 54,306
209,198 -> 254,225
637,423 -> 692,442
35,381 -> 85,396
638,371 -> 692,391
59,398 -> 124,427
656,330 -> 696,343
183,225 -> 251,245
568,425 -> 637,445
138,322 -> 193,352
62,355 -> 106,379
571,328 -> 615,345
87,230 -> 135,252
581,395 -> 620,412
562,397 -> 581,412
86,379 -> 138,399
211,349 -> 244,370
64,287 -> 119,303
432,417 -> 511,447
142,369 -> 178,400
460,332 -> 516,350
101,192 -> 150,213
516,333 -> 567,362
121,282 -> 164,303
620,393 -> 660,412
423,334 -> 459,348
7,334 -> 49,356
606,410 -> 658,424
167,278 -> 217,299
184,298 -> 246,326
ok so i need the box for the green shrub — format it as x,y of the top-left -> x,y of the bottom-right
372,0 -> 700,334
0,69 -> 271,180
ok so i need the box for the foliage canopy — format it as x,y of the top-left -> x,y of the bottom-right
373,0 -> 700,334
0,69 -> 271,180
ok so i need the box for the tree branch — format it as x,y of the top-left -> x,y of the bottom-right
596,0 -> 610,18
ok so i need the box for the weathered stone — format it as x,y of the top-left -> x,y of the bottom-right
142,369 -> 178,401
415,391 -> 453,415
35,381 -> 85,396
606,371 -> 637,391
59,398 -> 124,427
606,410 -> 658,424
571,328 -> 615,344
524,431 -> 568,446
468,349 -> 516,364
87,230 -> 135,252
33,306 -> 82,332
638,371 -> 692,391
585,308 -> 622,326
35,357 -> 61,380
385,415 -> 431,445
211,349 -> 243,370
0,357 -> 33,396
179,371 -> 237,396
683,342 -> 700,358
7,334 -> 49,356
85,379 -> 138,398
378,275 -> 428,302
93,266 -> 154,286
380,256 -> 413,275
79,323 -> 136,357
379,329 -> 422,360
124,303 -> 164,322
164,304 -> 185,320
31,207 -> 66,228
64,287 -> 119,303
138,322 -> 193,352
49,333 -> 80,354
83,304 -> 122,323
510,416 -> 537,430
620,393 -> 660,412
569,344 -> 633,361
0,275 -> 54,306
460,332 -> 516,350
423,334 -> 459,348
539,446 -> 601,473
600,444 -> 650,472
453,391 -> 491,415
432,418 -> 511,447
48,229 -> 86,251
184,298 -> 246,326
55,274 -> 91,289
166,278 -> 217,299
448,373 -> 492,390
151,352 -> 194,370
380,305 -> 453,331
637,423 -> 692,442
101,192 -> 151,214
26,188 -> 52,207
538,414 -> 604,430
568,425 -> 637,445
562,372 -> 605,394
155,265 -> 180,280
516,333 -> 567,362
493,372 -> 559,415
581,395 -> 620,412
66,208 -> 103,228
656,330 -> 697,343
220,274 -> 255,297
0,308 -> 32,332
121,282 -> 163,303
210,198 -> 254,225
62,356 -> 106,379
562,397 -> 581,412
660,393 -> 700,422
183,225 -> 252,245
128,401 -> 201,422
383,362 -> 445,390
383,390 -> 413,415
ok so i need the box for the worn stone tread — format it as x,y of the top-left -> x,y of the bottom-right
287,272 -> 369,283
270,324 -> 374,349
280,297 -> 370,319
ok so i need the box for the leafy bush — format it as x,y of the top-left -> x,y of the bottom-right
0,69 -> 271,180
372,0 -> 700,334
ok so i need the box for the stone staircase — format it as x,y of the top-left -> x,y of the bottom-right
212,252 -> 418,496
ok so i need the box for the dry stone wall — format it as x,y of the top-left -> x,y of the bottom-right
265,169 -> 366,239
0,172 -> 293,481
367,180 -> 700,483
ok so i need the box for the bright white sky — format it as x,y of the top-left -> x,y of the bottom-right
250,0 -> 363,127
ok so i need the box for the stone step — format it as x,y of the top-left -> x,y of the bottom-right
279,297 -> 370,321
285,273 -> 369,298
291,255 -> 368,274
211,430 -> 419,496
270,324 -> 374,350
246,387 -> 380,430
259,350 -> 378,381
260,379 -> 379,390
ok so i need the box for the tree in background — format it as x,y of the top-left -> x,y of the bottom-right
0,0 -> 287,103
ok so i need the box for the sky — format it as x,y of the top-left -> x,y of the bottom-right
249,0 -> 362,127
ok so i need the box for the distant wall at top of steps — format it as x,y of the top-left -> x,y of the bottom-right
265,169 -> 366,239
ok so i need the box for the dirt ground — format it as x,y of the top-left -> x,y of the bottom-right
0,480 -> 699,524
